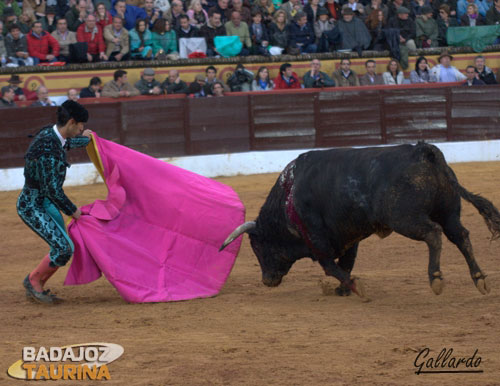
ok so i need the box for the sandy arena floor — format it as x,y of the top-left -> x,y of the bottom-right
1,162 -> 499,386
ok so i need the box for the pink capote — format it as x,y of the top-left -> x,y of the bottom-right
64,134 -> 245,303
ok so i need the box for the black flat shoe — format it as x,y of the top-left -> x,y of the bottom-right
23,274 -> 61,304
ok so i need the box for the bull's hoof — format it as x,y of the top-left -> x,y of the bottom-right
334,284 -> 351,297
474,273 -> 490,295
431,277 -> 444,295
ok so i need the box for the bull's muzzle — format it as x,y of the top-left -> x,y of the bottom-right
262,274 -> 283,287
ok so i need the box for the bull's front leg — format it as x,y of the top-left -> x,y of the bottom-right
334,243 -> 359,297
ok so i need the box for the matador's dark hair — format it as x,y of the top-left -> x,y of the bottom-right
57,100 -> 89,126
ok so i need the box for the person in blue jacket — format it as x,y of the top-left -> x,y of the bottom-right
18,100 -> 92,304
110,0 -> 147,30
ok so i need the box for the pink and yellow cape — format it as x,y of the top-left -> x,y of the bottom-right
65,134 -> 245,302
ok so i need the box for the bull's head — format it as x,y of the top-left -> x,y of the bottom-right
220,221 -> 294,287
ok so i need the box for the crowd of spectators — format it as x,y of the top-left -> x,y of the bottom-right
0,54 -> 496,108
0,0 -> 500,67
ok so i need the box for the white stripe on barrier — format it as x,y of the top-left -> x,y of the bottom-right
1,140 -> 499,191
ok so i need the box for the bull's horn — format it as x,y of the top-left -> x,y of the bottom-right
219,221 -> 256,251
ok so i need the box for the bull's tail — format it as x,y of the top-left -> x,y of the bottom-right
456,185 -> 500,241
415,142 -> 500,240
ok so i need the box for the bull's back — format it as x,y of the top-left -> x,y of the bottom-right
292,143 -> 451,231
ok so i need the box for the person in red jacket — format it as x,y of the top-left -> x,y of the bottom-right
76,14 -> 108,62
274,62 -> 301,89
27,21 -> 60,64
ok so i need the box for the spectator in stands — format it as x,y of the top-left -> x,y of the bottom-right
162,69 -> 189,94
463,65 -> 486,86
249,10 -> 270,56
77,14 -> 108,62
315,8 -> 336,52
0,0 -> 21,19
142,0 -> 162,29
288,11 -> 317,54
457,0 -> 482,18
430,51 -> 466,82
200,10 -> 226,57
66,0 -> 88,32
210,0 -> 230,24
226,0 -> 251,25
383,59 -> 405,84
176,14 -> 201,39
135,67 -> 163,95
80,76 -> 102,98
416,5 -> 439,47
366,9 -> 387,50
166,0 -> 185,28
31,86 -> 57,106
411,0 -> 432,17
281,0 -> 303,23
67,88 -> 79,101
474,55 -> 497,84
337,8 -> 371,55
387,0 -> 414,20
151,18 -> 178,59
344,0 -> 366,19
365,0 -> 389,20
437,4 -> 458,46
5,23 -> 34,66
460,3 -> 485,24
409,56 -> 437,82
4,7 -> 20,33
102,69 -> 140,97
104,16 -> 130,61
189,74 -> 208,97
387,6 -> 417,52
187,0 -> 208,29
274,62 -> 301,89
485,0 -> 500,25
0,86 -> 16,108
129,18 -> 153,59
268,9 -> 288,52
211,81 -> 225,96
433,0 -> 457,17
23,0 -> 46,21
52,18 -> 77,62
27,20 -> 60,64
227,63 -> 253,91
252,0 -> 275,27
95,2 -> 113,31
251,66 -> 274,91
360,59 -> 384,85
8,74 -> 36,101
303,59 -> 335,88
224,10 -> 251,55
304,0 -> 323,26
111,0 -> 146,30
40,6 -> 58,33
332,58 -> 360,87
204,65 -> 230,93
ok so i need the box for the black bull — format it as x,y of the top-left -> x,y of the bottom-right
220,143 -> 500,299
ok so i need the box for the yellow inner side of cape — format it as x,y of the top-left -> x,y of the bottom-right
86,133 -> 106,186
65,134 -> 106,227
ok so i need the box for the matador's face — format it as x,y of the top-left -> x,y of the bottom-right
68,120 -> 85,138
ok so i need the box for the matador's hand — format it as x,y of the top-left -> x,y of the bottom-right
82,129 -> 92,138
72,208 -> 82,220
